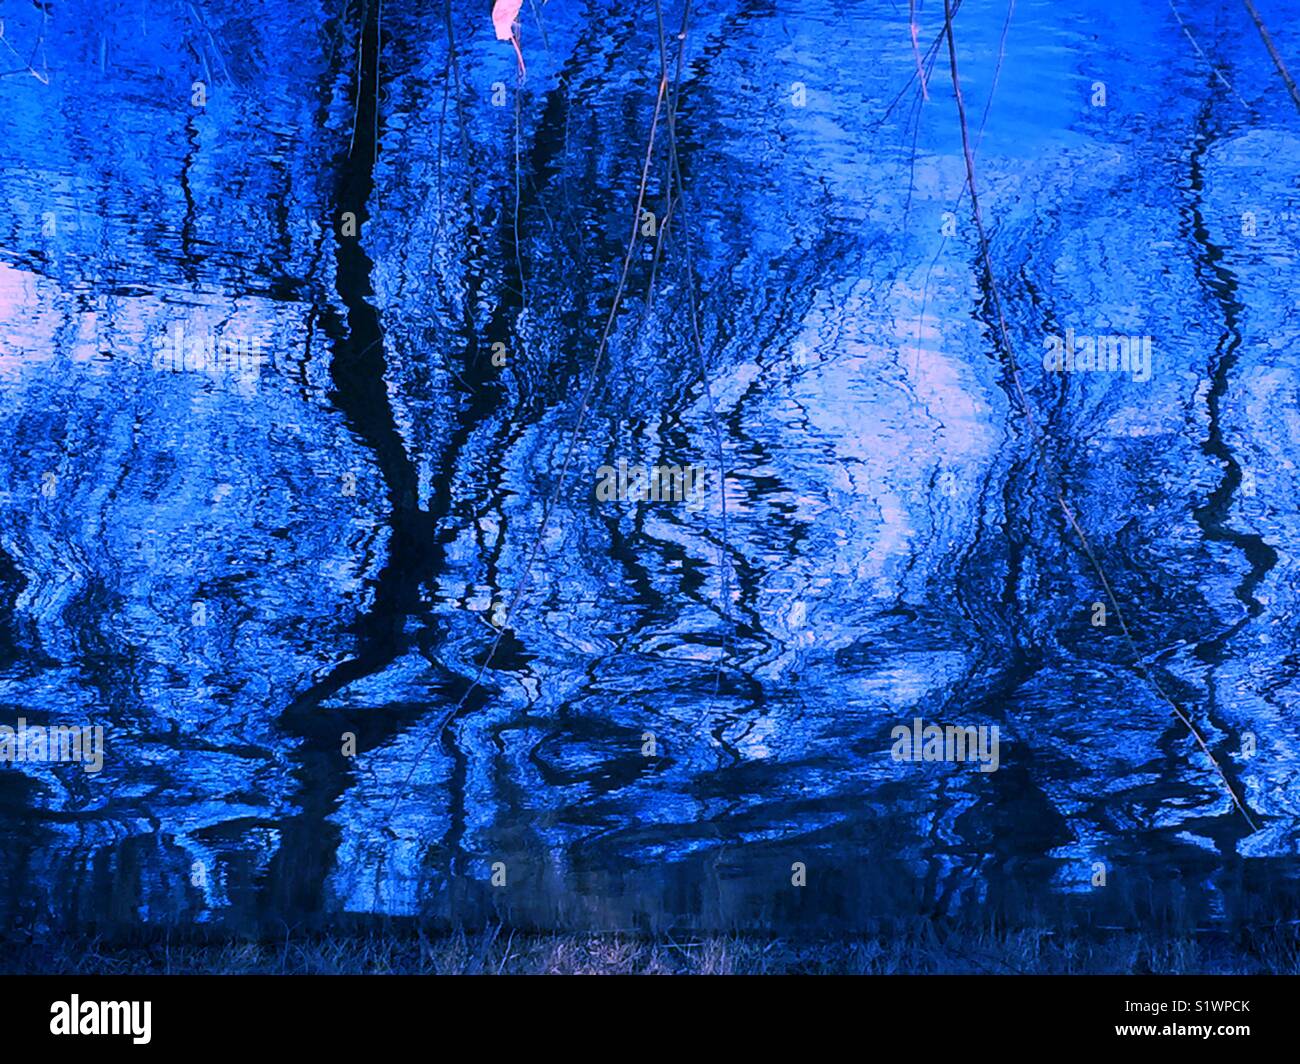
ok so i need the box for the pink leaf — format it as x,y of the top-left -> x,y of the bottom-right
492,0 -> 523,42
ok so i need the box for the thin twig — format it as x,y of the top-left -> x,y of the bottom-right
374,0 -> 381,171
1241,0 -> 1300,115
1169,0 -> 1252,112
654,0 -> 733,693
348,0 -> 368,157
384,44 -> 672,829
909,0 -> 930,101
443,1 -> 480,237
941,0 -> 1257,829
514,57 -> 526,308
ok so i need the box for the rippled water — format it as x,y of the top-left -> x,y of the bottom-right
1,0 -> 1298,937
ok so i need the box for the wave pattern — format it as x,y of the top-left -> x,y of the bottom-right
0,0 -> 1297,934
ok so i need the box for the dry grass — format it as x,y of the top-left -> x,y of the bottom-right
4,924 -> 1298,975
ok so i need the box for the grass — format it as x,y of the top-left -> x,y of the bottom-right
4,923 -> 1298,974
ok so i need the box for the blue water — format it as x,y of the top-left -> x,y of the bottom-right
0,0 -> 1298,938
